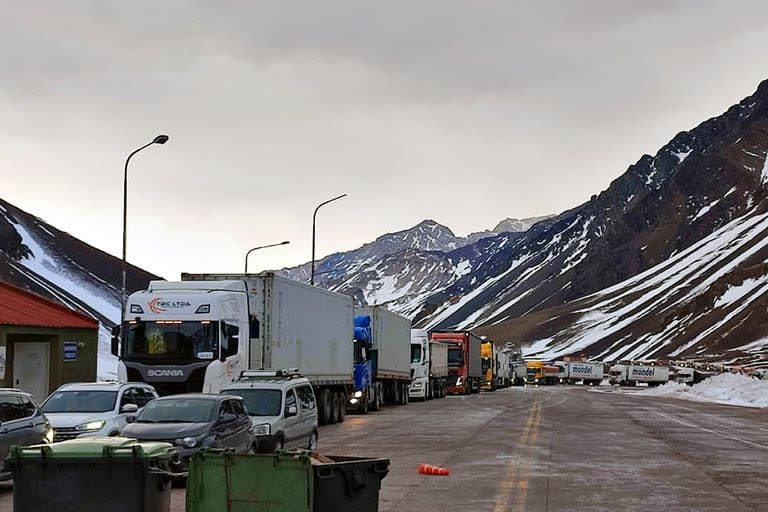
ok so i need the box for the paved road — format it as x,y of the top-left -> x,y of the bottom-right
2,386 -> 767,511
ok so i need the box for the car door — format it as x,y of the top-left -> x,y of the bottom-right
18,396 -> 47,446
229,399 -> 252,452
282,389 -> 302,448
0,395 -> 33,461
296,386 -> 318,447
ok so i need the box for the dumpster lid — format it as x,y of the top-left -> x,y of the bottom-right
11,437 -> 176,459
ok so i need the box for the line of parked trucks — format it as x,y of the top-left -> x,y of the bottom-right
111,272 -> 516,426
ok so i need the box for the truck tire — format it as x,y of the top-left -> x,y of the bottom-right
360,387 -> 369,414
317,390 -> 330,425
372,384 -> 382,411
328,392 -> 340,424
402,382 -> 409,404
426,382 -> 433,400
336,392 -> 346,422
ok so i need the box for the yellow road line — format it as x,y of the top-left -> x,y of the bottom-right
493,398 -> 542,512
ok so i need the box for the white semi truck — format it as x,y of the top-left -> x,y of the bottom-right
559,361 -> 604,385
409,329 -> 448,400
609,364 -> 669,386
112,272 -> 354,425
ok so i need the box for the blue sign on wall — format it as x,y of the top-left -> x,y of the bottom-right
63,342 -> 78,361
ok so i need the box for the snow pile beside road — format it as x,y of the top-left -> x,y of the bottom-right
642,373 -> 768,408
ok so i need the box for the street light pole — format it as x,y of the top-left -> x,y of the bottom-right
311,193 -> 347,285
121,134 -> 169,323
244,241 -> 290,273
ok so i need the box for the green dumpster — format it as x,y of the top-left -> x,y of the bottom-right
186,450 -> 390,512
8,437 -> 177,512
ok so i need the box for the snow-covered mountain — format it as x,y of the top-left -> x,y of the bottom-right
285,79 -> 768,365
0,199 -> 160,376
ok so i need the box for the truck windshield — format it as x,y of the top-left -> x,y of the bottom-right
124,320 -> 219,363
411,344 -> 422,363
222,389 -> 282,417
447,346 -> 464,366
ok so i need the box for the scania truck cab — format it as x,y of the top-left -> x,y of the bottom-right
113,280 -> 249,395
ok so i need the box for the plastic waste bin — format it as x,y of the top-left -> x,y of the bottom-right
186,450 -> 389,512
8,436 -> 176,512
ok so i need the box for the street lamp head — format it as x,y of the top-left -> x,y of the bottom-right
153,134 -> 169,144
280,241 -> 290,245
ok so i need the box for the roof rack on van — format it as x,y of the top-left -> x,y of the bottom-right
238,369 -> 302,380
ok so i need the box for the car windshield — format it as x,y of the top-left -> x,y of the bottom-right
42,391 -> 118,413
411,344 -> 422,363
123,320 -> 219,363
222,389 -> 282,416
136,398 -> 216,423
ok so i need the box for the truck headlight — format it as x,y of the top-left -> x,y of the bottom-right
44,426 -> 54,444
353,391 -> 363,398
411,382 -> 422,388
251,423 -> 271,436
76,420 -> 106,432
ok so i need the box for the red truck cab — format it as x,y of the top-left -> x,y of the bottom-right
430,331 -> 482,395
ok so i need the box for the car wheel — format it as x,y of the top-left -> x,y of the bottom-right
307,431 -> 318,451
275,437 -> 285,452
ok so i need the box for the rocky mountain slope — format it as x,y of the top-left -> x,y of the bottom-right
0,198 -> 160,375
286,79 -> 768,365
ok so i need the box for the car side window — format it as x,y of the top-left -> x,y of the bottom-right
296,386 -> 316,411
119,388 -> 137,409
0,396 -> 26,422
231,400 -> 246,417
133,388 -> 152,408
20,397 -> 37,418
284,390 -> 297,415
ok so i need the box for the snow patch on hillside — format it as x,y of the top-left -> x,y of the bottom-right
715,278 -> 766,308
640,373 -> 768,408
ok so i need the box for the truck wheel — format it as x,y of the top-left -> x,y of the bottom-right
328,392 -> 340,424
426,382 -> 433,400
360,387 -> 369,414
402,382 -> 409,404
318,390 -> 331,425
371,384 -> 380,411
336,392 -> 346,422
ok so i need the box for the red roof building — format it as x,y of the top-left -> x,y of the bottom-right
0,281 -> 98,329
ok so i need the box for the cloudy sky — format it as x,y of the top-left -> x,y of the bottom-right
3,1 -> 768,279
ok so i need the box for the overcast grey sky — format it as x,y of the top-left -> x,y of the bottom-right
3,1 -> 768,279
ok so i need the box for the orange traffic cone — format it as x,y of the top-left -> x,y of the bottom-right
418,463 -> 450,476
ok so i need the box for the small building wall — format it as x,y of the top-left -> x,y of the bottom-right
0,325 -> 98,401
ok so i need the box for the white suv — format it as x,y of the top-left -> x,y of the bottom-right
221,369 -> 319,452
40,382 -> 158,441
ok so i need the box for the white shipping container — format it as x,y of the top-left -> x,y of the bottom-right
429,342 -> 448,378
357,306 -> 411,380
628,365 -> 669,383
496,350 -> 511,380
183,273 -> 354,385
567,362 -> 604,381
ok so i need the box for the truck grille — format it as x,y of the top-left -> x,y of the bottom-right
53,427 -> 80,442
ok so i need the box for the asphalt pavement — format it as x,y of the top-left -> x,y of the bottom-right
1,386 -> 767,511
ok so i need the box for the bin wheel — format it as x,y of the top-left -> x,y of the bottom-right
308,431 -> 318,451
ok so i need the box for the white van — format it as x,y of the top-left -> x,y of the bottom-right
221,369 -> 319,452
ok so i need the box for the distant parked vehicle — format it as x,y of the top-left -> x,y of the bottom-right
409,329 -> 448,401
121,394 -> 252,472
0,388 -> 52,480
676,368 -> 715,385
41,381 -> 158,441
558,361 -> 605,385
221,369 -> 319,453
609,364 -> 669,386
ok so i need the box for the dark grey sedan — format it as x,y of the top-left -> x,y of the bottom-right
121,394 -> 252,471
0,389 -> 52,479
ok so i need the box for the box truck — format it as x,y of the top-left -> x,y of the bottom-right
348,306 -> 412,413
431,331 -> 482,394
409,329 -> 448,400
609,364 -> 670,386
112,272 -> 354,425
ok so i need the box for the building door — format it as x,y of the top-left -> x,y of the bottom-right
13,343 -> 50,401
